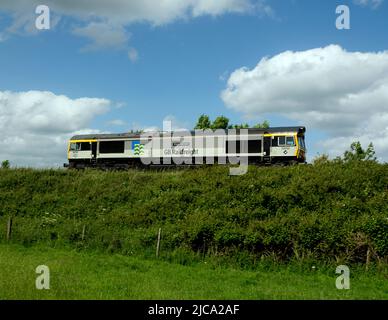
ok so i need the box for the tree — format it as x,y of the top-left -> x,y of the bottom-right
253,120 -> 270,129
194,114 -> 270,130
195,114 -> 212,130
228,123 -> 249,129
211,116 -> 230,129
129,129 -> 144,134
312,153 -> 330,165
1,160 -> 10,169
343,141 -> 376,162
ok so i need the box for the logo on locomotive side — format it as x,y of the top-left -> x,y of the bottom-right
139,120 -> 249,175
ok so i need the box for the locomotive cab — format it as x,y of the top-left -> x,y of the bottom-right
267,127 -> 306,164
67,139 -> 97,168
296,133 -> 306,163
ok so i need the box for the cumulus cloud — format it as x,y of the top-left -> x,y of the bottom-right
127,47 -> 139,63
0,0 -> 271,59
0,90 -> 111,167
131,115 -> 190,133
106,119 -> 127,127
0,0 -> 265,25
0,91 -> 190,167
163,115 -> 190,131
354,0 -> 384,9
221,45 -> 388,160
72,21 -> 130,52
191,0 -> 255,17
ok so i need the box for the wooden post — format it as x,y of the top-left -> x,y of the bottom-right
156,228 -> 161,258
81,225 -> 86,241
6,217 -> 12,241
366,247 -> 371,271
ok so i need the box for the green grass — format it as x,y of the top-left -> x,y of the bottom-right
0,244 -> 387,300
0,163 -> 387,299
0,162 -> 387,266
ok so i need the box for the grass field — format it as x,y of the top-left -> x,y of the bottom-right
0,244 -> 387,300
0,163 -> 387,299
0,163 -> 387,267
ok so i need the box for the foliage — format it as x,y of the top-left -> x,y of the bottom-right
229,123 -> 249,129
229,120 -> 270,129
1,160 -> 10,169
313,142 -> 377,165
0,162 -> 387,266
211,116 -> 230,129
128,129 -> 144,134
312,154 -> 330,165
253,120 -> 270,129
194,114 -> 230,130
343,141 -> 377,162
194,114 -> 212,130
194,114 -> 270,130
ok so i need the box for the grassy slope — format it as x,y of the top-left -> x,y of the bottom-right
0,163 -> 387,299
1,244 -> 387,300
0,163 -> 387,265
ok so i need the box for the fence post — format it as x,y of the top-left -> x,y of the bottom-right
156,228 -> 162,258
366,248 -> 371,271
81,225 -> 86,241
6,217 -> 12,241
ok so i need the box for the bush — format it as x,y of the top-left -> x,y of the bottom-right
0,162 -> 387,266
1,160 -> 10,169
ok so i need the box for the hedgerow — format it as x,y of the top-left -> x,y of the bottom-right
0,161 -> 387,266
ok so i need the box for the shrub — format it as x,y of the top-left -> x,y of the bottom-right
1,160 -> 10,169
0,162 -> 387,266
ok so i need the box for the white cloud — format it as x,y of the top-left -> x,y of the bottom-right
0,0 -> 271,56
163,115 -> 190,131
0,0 -> 265,25
106,119 -> 127,127
0,90 -> 111,167
191,0 -> 254,17
221,45 -> 388,160
72,21 -> 130,51
131,115 -> 190,133
1,10 -> 61,38
0,32 -> 7,42
143,126 -> 160,133
128,47 -> 138,62
354,0 -> 384,9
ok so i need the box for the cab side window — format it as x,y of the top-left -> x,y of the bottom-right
70,143 -> 81,151
273,136 -> 295,147
70,142 -> 91,151
80,142 -> 91,151
272,136 -> 279,147
286,137 -> 295,146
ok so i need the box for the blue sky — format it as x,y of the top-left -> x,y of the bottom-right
0,0 -> 388,166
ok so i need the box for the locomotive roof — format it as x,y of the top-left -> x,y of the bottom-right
71,132 -> 142,140
70,126 -> 306,141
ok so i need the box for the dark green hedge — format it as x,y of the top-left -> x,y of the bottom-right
0,161 -> 387,265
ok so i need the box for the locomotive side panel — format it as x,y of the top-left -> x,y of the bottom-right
66,127 -> 306,168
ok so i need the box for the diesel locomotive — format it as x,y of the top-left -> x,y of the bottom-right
65,127 -> 306,169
